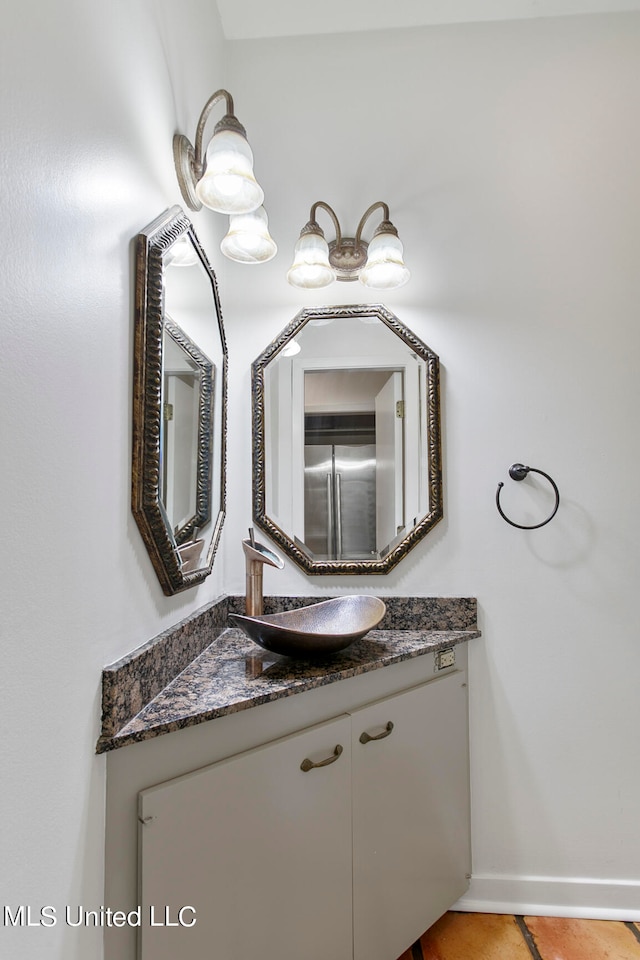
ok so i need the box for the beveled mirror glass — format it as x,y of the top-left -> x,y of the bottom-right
252,304 -> 442,574
132,205 -> 227,594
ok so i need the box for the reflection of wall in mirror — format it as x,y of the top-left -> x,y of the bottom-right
164,254 -> 220,369
163,244 -> 225,553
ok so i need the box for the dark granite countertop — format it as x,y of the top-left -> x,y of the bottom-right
97,623 -> 479,754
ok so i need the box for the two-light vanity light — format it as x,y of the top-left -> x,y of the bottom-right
173,89 -> 409,288
173,89 -> 277,264
287,201 -> 410,290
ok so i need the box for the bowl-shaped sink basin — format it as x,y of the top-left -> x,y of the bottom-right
229,595 -> 386,659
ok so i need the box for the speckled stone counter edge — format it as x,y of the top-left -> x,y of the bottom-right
99,595 -> 477,750
97,624 -> 479,754
100,596 -> 229,738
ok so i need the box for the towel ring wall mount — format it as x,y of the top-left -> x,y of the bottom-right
496,463 -> 560,530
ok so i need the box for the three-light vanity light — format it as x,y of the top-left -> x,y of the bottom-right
173,90 -> 410,288
173,88 -> 277,265
287,201 -> 410,290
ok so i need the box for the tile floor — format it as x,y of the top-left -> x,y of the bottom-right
396,912 -> 640,960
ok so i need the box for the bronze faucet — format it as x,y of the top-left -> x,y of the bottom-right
242,528 -> 284,616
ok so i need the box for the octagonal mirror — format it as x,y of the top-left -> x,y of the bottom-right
132,206 -> 227,594
252,304 -> 442,575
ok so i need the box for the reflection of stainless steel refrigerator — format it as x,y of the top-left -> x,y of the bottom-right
304,444 -> 376,560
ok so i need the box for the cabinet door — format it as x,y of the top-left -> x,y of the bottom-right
139,715 -> 352,960
351,673 -> 471,960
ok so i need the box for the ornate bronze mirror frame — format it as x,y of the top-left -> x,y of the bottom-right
252,303 -> 442,575
132,206 -> 227,594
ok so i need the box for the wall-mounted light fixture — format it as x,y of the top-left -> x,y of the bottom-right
173,89 -> 276,264
287,201 -> 409,290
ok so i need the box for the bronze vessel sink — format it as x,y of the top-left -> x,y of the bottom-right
229,595 -> 386,659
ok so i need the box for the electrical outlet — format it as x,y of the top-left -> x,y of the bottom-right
435,648 -> 455,671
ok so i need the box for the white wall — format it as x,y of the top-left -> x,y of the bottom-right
3,7 -> 640,956
0,2 -> 229,958
224,14 -> 640,915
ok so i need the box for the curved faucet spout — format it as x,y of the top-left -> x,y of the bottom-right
242,528 -> 284,616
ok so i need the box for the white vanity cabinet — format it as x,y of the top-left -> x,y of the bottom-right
351,672 -> 471,960
137,671 -> 470,960
139,714 -> 354,960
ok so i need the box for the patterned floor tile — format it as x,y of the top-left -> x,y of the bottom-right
525,916 -> 640,960
419,912 -> 532,960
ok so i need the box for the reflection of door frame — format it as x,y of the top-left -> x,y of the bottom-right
375,371 -> 404,553
163,372 -> 200,532
264,356 -> 298,537
291,356 -> 420,547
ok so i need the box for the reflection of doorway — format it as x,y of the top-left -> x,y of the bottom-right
303,369 -> 404,560
161,332 -> 201,535
163,371 -> 199,532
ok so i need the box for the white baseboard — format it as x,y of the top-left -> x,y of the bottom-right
451,874 -> 640,921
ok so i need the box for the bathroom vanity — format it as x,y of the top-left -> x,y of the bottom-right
124,208 -> 474,958
100,596 -> 479,960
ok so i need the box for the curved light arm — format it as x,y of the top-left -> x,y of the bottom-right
354,201 -> 391,247
304,200 -> 394,249
174,87 -> 262,214
308,201 -> 343,246
192,89 -> 236,178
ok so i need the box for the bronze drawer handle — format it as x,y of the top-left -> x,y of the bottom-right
300,744 -> 343,772
359,721 -> 394,744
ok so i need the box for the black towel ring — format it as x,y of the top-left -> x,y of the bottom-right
496,463 -> 560,530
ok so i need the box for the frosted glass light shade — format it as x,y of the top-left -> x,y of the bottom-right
165,235 -> 199,267
220,206 -> 277,263
195,128 -> 264,214
359,231 -> 410,289
287,232 -> 335,288
281,339 -> 301,357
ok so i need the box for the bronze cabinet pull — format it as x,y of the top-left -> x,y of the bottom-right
300,744 -> 343,772
359,721 -> 394,744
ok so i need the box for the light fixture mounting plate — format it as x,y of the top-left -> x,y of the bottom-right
328,237 -> 368,281
173,134 -> 203,212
